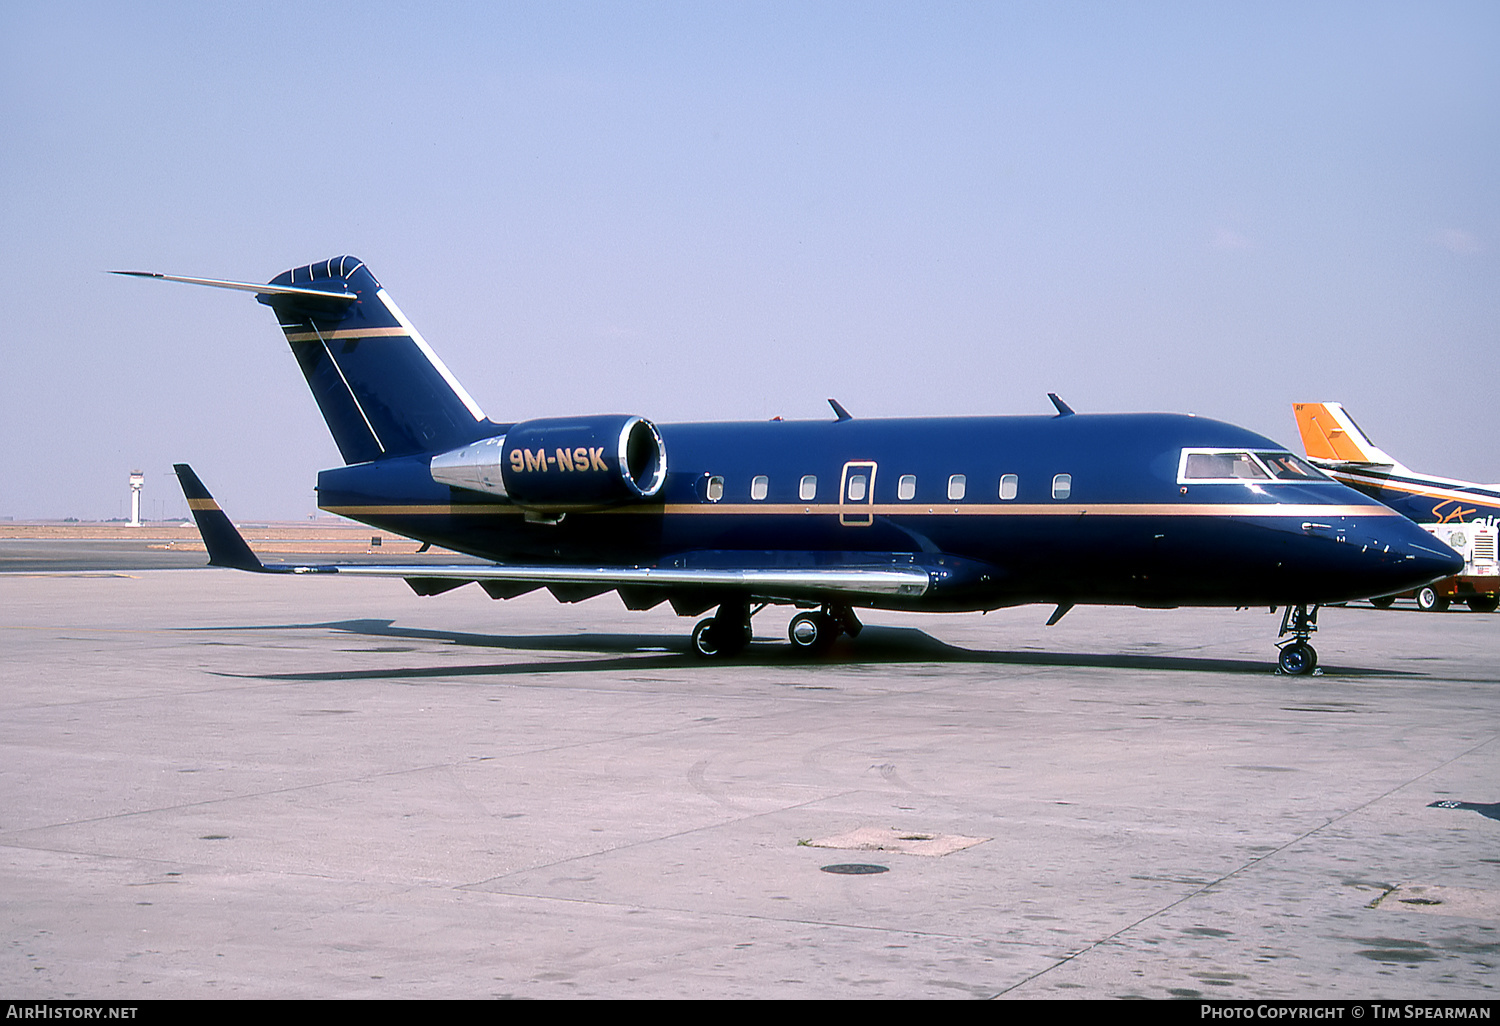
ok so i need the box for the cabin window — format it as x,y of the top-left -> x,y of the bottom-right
847,475 -> 868,502
999,474 -> 1018,500
706,475 -> 724,501
750,475 -> 769,500
947,475 -> 967,501
1182,450 -> 1266,480
1052,473 -> 1071,499
799,475 -> 817,501
898,474 -> 917,500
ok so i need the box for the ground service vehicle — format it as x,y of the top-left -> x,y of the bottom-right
1368,523 -> 1499,612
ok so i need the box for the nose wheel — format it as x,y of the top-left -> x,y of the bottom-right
1277,641 -> 1317,676
1275,603 -> 1320,675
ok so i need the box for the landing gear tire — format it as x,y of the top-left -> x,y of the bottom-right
1278,642 -> 1318,676
691,618 -> 721,658
1466,594 -> 1499,613
1369,596 -> 1396,610
1416,587 -> 1450,612
788,611 -> 837,656
691,617 -> 750,659
1275,603 -> 1321,675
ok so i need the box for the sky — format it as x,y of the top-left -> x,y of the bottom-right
2,1 -> 1496,520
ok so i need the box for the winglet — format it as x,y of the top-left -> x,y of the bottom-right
828,398 -> 853,422
1048,393 -> 1075,417
1291,403 -> 1399,467
173,464 -> 266,571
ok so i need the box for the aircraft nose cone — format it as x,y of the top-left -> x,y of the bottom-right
1380,519 -> 1465,589
1411,536 -> 1466,579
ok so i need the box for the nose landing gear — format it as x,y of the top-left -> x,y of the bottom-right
1276,603 -> 1320,675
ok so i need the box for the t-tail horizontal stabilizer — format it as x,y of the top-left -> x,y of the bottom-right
113,270 -> 361,305
173,464 -> 268,572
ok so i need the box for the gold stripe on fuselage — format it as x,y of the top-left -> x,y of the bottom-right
647,502 -> 1399,517
323,504 -> 514,516
321,502 -> 1400,518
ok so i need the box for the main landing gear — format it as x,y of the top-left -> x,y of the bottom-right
689,601 -> 862,659
690,598 -> 754,659
1276,603 -> 1320,676
788,605 -> 862,657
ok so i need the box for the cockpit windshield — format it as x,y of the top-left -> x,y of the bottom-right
1256,452 -> 1327,481
1178,449 -> 1330,484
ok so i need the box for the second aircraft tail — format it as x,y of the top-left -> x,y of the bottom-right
1292,402 -> 1403,469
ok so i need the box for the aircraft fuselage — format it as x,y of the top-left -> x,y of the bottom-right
317,411 -> 1455,611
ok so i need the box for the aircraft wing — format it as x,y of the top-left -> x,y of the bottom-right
331,562 -> 929,594
173,464 -> 932,603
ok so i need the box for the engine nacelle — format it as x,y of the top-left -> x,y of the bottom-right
429,415 -> 667,510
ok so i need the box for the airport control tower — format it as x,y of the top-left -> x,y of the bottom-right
129,470 -> 144,527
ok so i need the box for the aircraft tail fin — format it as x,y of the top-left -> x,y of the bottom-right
262,257 -> 490,463
1291,402 -> 1401,468
120,257 -> 491,464
173,464 -> 266,572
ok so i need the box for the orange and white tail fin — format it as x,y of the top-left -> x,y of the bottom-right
1292,403 -> 1402,468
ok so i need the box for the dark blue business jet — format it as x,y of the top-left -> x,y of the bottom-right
119,256 -> 1460,675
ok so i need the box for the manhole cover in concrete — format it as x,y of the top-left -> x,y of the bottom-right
821,863 -> 889,875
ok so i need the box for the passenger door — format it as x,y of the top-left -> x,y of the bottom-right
839,461 -> 878,527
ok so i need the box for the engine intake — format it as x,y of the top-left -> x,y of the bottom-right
430,415 -> 667,510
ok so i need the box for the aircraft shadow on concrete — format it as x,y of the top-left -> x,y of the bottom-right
191,618 -> 1411,682
1428,800 -> 1500,822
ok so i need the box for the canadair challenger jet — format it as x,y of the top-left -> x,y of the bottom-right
119,257 -> 1460,675
1293,402 -> 1500,528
